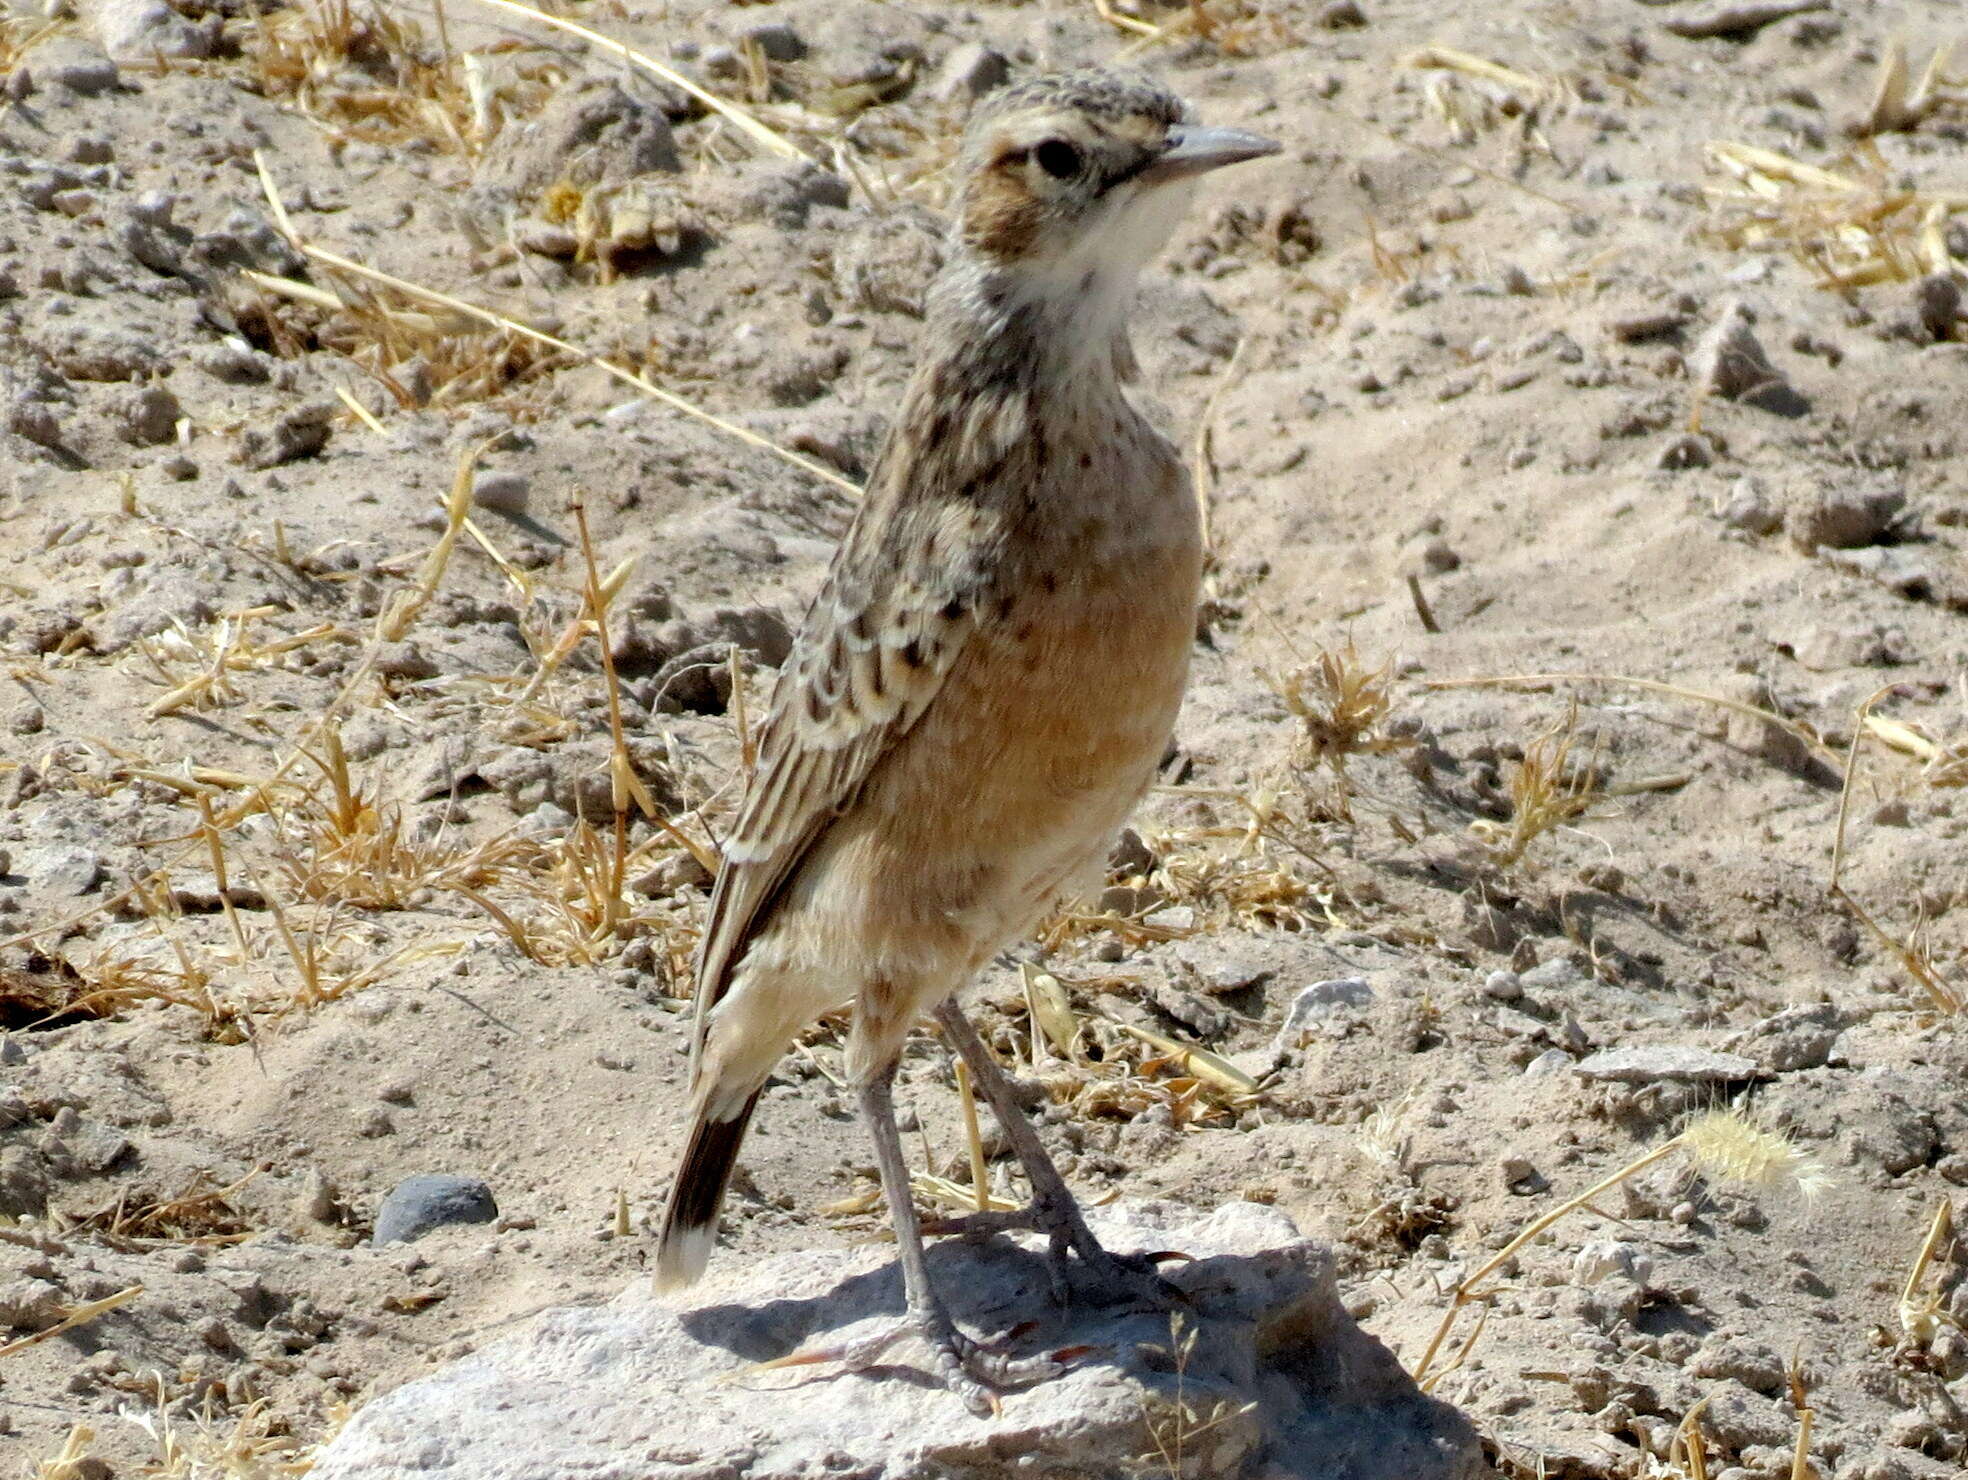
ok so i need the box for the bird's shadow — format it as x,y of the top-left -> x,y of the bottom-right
677,1233 -> 1137,1367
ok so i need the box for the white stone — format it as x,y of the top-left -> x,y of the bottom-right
1572,1045 -> 1760,1084
310,1201 -> 1484,1480
1276,978 -> 1374,1046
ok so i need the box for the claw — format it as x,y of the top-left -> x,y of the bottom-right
749,1311 -> 1061,1415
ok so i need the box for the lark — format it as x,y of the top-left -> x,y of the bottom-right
655,68 -> 1278,1410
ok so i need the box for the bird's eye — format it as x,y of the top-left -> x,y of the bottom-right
1031,139 -> 1083,180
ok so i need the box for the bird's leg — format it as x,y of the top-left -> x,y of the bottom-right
930,999 -> 1170,1308
792,1064 -> 1060,1414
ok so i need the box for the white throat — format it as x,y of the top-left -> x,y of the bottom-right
1004,176 -> 1197,378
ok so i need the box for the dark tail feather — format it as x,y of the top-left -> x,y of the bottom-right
654,1090 -> 762,1289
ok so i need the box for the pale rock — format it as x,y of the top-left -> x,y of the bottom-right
1523,1048 -> 1576,1078
934,42 -> 1010,103
1719,1003 -> 1845,1072
1572,1240 -> 1653,1288
1691,300 -> 1807,416
311,1201 -> 1484,1480
1276,978 -> 1373,1046
1573,1045 -> 1760,1084
85,0 -> 217,60
16,844 -> 104,897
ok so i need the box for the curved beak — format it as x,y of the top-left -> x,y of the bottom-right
1140,123 -> 1281,185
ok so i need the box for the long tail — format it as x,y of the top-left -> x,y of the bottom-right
654,1088 -> 763,1290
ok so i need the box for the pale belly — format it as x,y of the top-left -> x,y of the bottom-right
811,532 -> 1202,998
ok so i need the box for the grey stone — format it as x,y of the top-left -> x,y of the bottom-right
85,0 -> 217,60
1787,478 -> 1905,552
1914,273 -> 1962,342
116,382 -> 181,446
46,324 -> 164,382
16,845 -> 104,898
1572,1045 -> 1761,1084
471,469 -> 530,515
1518,958 -> 1588,993
458,76 -> 682,247
1277,978 -> 1373,1045
1691,1335 -> 1786,1397
1691,301 -> 1808,416
1719,1003 -> 1845,1072
199,342 -> 273,384
1493,1006 -> 1554,1043
1145,979 -> 1232,1040
313,1201 -> 1485,1480
41,1109 -> 132,1177
1713,476 -> 1783,535
0,1278 -> 64,1331
1654,432 -> 1711,470
372,1175 -> 498,1246
91,572 -> 217,653
43,44 -> 121,97
1523,1048 -> 1576,1078
118,212 -> 190,276
239,402 -> 335,468
373,641 -> 440,682
645,606 -> 795,712
7,399 -> 66,453
1572,1240 -> 1652,1288
1785,622 -> 1900,671
1661,0 -> 1827,41
933,43 -> 1011,103
739,22 -> 805,62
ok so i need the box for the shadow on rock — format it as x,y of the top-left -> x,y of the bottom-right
309,1201 -> 1490,1480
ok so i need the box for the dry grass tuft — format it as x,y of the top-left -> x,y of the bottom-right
125,1394 -> 341,1480
1413,1105 -> 1829,1386
249,0 -> 560,157
1857,36 -> 1966,138
993,964 -> 1261,1134
0,9 -> 65,74
1897,1198 -> 1959,1349
1702,139 -> 1968,291
1468,704 -> 1605,868
1273,642 -> 1406,773
60,1169 -> 261,1247
27,1425 -> 98,1480
134,609 -> 352,721
1831,691 -> 1965,1016
1270,640 -> 1410,823
241,265 -> 562,412
1134,1309 -> 1258,1478
275,723 -> 518,911
1402,44 -> 1577,147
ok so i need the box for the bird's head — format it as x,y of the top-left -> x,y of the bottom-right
952,69 -> 1279,311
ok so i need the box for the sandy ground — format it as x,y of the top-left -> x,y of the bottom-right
1,0 -> 1966,1475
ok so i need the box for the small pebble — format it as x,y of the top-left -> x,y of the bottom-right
372,1175 -> 499,1247
471,469 -> 531,515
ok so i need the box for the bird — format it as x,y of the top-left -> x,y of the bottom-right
654,66 -> 1279,1412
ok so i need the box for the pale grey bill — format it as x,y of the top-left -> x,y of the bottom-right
1140,123 -> 1283,184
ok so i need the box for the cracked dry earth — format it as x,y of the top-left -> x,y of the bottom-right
1,0 -> 1967,1476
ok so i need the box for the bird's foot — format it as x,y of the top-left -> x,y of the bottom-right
925,1193 -> 1181,1309
756,1306 -> 1066,1417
